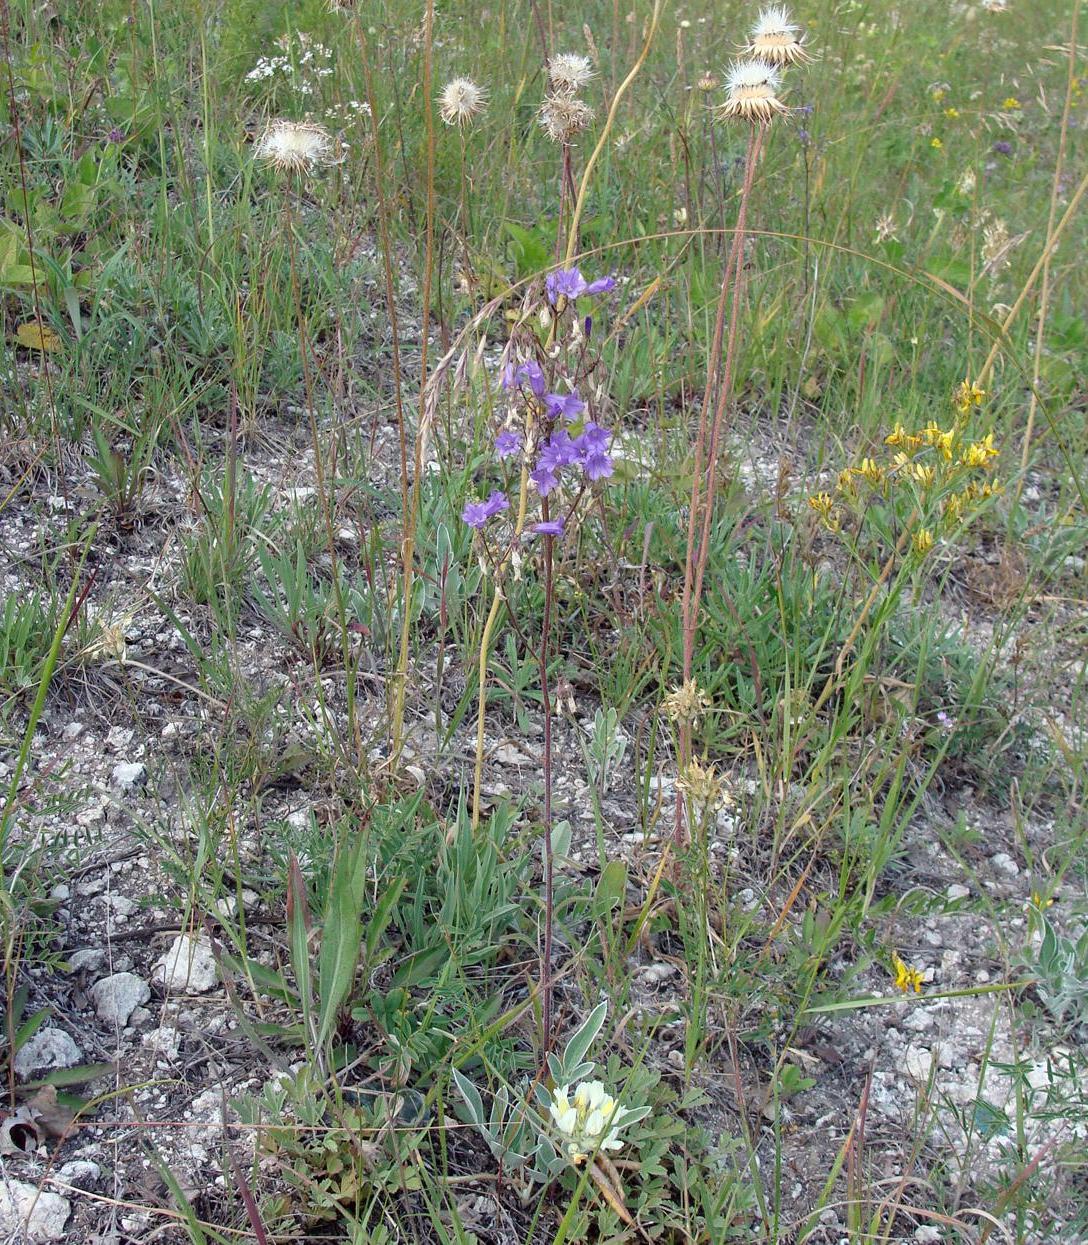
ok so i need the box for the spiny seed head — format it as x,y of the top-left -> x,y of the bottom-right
717,59 -> 787,123
539,94 -> 594,143
743,6 -> 812,66
438,77 -> 488,127
696,72 -> 719,92
547,52 -> 595,96
254,120 -> 333,173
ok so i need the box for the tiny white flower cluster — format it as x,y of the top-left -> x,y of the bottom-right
244,34 -> 335,96
548,1080 -> 639,1165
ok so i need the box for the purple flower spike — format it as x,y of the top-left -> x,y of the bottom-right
533,518 -> 565,537
495,430 -> 522,459
502,359 -> 546,396
530,465 -> 560,497
544,391 -> 586,422
545,267 -> 616,306
462,489 -> 509,528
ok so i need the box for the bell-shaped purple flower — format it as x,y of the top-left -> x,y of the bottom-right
545,267 -> 616,306
530,464 -> 560,497
495,430 -> 522,460
532,518 -> 565,537
544,391 -> 587,422
501,359 -> 546,396
462,489 -> 509,528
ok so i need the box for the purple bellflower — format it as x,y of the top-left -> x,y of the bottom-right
495,430 -> 522,459
532,518 -> 565,537
543,391 -> 587,422
545,267 -> 617,306
501,359 -> 546,396
462,490 -> 509,528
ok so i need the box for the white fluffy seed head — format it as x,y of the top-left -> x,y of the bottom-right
254,120 -> 333,173
744,6 -> 811,66
717,60 -> 788,123
438,77 -> 488,127
548,53 -> 595,96
538,94 -> 594,143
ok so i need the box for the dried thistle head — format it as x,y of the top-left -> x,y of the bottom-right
547,52 -> 595,96
717,60 -> 788,124
743,6 -> 811,67
696,72 -> 720,92
661,679 -> 713,726
676,759 -> 732,813
438,77 -> 488,128
325,0 -> 355,11
539,94 -> 594,143
254,120 -> 333,174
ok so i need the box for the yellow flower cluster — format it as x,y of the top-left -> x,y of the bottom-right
892,953 -> 924,994
806,396 -> 1002,554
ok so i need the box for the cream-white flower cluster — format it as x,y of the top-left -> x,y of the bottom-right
548,1080 -> 638,1164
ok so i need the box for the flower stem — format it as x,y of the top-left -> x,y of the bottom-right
539,502 -> 556,1047
675,123 -> 764,847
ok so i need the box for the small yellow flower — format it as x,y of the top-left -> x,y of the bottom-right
953,378 -> 986,413
835,469 -> 857,499
930,136 -> 943,150
852,457 -> 885,487
885,423 -> 910,448
912,528 -> 935,555
921,422 -> 956,460
943,492 -> 965,525
1029,890 -> 1054,909
1002,96 -> 1021,110
944,107 -> 959,118
808,491 -> 835,522
978,478 -> 1003,499
960,431 -> 998,469
931,88 -> 946,103
892,953 -> 924,994
911,463 -> 937,489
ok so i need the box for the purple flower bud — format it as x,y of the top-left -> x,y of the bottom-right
532,518 -> 565,537
991,140 -> 1013,158
583,275 -> 616,296
574,421 -> 611,457
494,430 -> 521,459
501,359 -> 546,396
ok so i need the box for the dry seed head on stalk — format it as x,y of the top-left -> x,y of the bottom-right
547,52 -> 596,96
438,77 -> 488,128
677,759 -> 732,813
717,60 -> 788,123
255,120 -> 333,173
662,679 -> 713,726
743,6 -> 812,67
539,94 -> 595,143
696,72 -> 720,92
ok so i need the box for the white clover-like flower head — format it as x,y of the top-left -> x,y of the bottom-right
717,60 -> 788,123
548,1080 -> 636,1165
254,120 -> 334,173
438,77 -> 489,127
548,52 -> 596,96
743,6 -> 812,67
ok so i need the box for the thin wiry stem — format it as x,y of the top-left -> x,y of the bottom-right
539,503 -> 556,1047
390,0 -> 438,764
1018,0 -> 1080,495
675,124 -> 764,847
